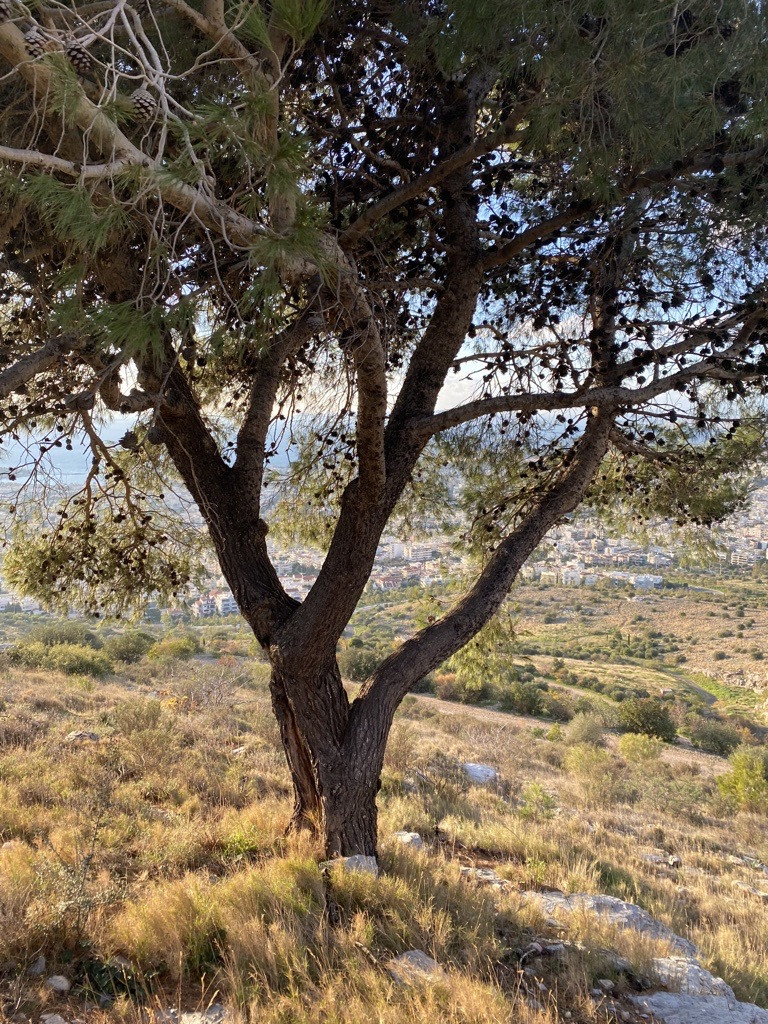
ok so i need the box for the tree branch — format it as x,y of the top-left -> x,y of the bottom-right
349,410 -> 615,731
0,335 -> 74,398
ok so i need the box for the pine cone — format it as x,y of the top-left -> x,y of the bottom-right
65,38 -> 93,76
24,27 -> 47,59
0,0 -> 15,22
131,87 -> 157,122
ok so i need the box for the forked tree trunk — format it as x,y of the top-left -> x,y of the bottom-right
268,662 -> 383,857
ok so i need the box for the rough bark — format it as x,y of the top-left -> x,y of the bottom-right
268,661 -> 382,857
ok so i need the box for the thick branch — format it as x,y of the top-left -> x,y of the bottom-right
340,112 -> 530,248
349,410 -> 614,733
0,335 -> 74,398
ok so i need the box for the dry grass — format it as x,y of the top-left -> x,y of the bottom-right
0,660 -> 767,1022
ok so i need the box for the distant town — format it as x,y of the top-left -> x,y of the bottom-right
0,475 -> 767,618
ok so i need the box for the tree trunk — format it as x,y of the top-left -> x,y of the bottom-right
268,661 -> 383,858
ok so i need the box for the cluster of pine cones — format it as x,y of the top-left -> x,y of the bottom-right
0,0 -> 157,123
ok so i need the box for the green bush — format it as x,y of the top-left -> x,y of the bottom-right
9,640 -> 112,676
498,681 -> 545,716
518,782 -> 557,820
618,732 -> 663,762
564,712 -> 605,747
717,748 -> 768,812
618,698 -> 676,742
28,620 -> 102,649
45,643 -> 113,677
564,744 -> 621,805
147,632 -> 201,662
686,717 -> 742,757
338,645 -> 383,682
103,630 -> 155,664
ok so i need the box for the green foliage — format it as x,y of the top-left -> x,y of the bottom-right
337,644 -> 383,682
618,698 -> 676,742
518,782 -> 557,821
146,632 -> 201,662
717,748 -> 768,812
28,621 -> 102,649
564,712 -> 605,747
102,631 -> 155,664
618,732 -> 664,763
9,641 -> 113,677
23,175 -> 128,253
4,496 -> 205,618
685,717 -> 743,757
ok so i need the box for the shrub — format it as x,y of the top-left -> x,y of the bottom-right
540,690 -> 574,721
28,620 -> 102,649
147,632 -> 201,662
499,681 -> 545,715
103,630 -> 155,664
9,641 -> 112,676
717,748 -> 768,812
686,717 -> 742,757
564,744 -> 621,805
45,643 -> 113,677
518,782 -> 557,820
338,645 -> 383,682
618,698 -> 676,742
564,712 -> 605,746
618,732 -> 663,762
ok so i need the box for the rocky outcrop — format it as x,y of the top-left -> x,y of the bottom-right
632,993 -> 768,1024
519,891 -> 697,956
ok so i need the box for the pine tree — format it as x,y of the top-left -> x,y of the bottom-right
0,0 -> 767,855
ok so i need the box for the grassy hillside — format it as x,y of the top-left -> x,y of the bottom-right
1,657 -> 767,1023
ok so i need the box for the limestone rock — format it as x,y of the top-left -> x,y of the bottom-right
460,866 -> 510,890
46,975 -> 71,994
462,762 -> 499,785
631,993 -> 768,1024
64,730 -> 100,744
387,950 -> 445,986
652,957 -> 735,1001
154,1004 -> 229,1024
320,855 -> 379,877
27,954 -> 46,976
393,831 -> 423,850
519,891 -> 697,956
41,1015 -> 68,1024
732,880 -> 768,902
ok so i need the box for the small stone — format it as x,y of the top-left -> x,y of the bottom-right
64,730 -> 100,744
387,949 -> 445,986
41,1015 -> 67,1024
0,0 -> 15,21
668,855 -> 683,868
393,831 -> 423,849
230,746 -> 246,756
27,954 -> 46,976
320,855 -> 379,877
732,880 -> 768,902
459,866 -> 508,888
598,978 -> 615,993
462,762 -> 499,785
46,975 -> 71,994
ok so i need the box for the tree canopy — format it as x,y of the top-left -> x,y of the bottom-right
1,0 -> 768,852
